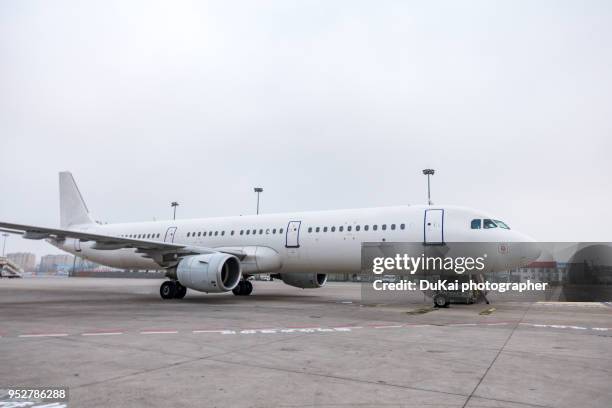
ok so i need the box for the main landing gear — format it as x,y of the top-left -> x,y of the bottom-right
232,280 -> 253,296
160,280 -> 187,300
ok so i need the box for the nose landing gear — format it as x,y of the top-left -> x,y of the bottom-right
160,280 -> 187,299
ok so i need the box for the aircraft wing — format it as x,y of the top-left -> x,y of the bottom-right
0,221 -> 245,262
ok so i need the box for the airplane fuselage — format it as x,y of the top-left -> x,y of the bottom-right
53,205 -> 535,275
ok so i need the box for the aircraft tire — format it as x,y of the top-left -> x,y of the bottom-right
232,281 -> 253,296
243,281 -> 253,296
174,283 -> 187,299
232,282 -> 244,296
160,281 -> 176,299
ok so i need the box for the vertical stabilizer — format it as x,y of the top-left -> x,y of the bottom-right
59,172 -> 94,228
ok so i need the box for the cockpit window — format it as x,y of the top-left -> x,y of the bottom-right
483,219 -> 497,229
494,220 -> 510,229
470,219 -> 481,229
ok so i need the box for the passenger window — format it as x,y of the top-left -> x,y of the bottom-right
215,231 -> 219,236
259,229 -> 263,235
400,223 -> 405,230
187,232 -> 191,237
347,226 -> 352,232
279,228 -> 284,233
316,227 -> 320,233
356,225 -> 360,231
272,228 -> 276,234
197,232 -> 201,237
266,229 -> 270,234
470,219 -> 481,229
483,219 -> 497,229
364,225 -> 369,231
373,225 -> 378,231
382,224 -> 387,231
308,227 -> 312,233
323,227 -> 328,232
222,231 -> 225,236
240,230 -> 244,235
231,231 -> 235,235
391,224 -> 396,230
246,230 -> 250,235
331,226 -> 336,232
339,226 -> 344,232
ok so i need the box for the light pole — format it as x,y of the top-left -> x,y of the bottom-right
171,202 -> 179,220
2,233 -> 9,257
254,187 -> 263,215
422,169 -> 435,205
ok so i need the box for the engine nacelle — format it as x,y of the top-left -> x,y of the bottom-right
279,272 -> 327,289
177,253 -> 241,293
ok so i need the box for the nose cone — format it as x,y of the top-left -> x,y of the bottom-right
512,231 -> 541,267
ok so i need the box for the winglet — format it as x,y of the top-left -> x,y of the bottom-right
59,172 -> 94,228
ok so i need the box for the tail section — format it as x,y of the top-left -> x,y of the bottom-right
59,172 -> 94,228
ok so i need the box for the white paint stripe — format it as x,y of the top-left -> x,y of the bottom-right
536,302 -> 605,308
192,330 -> 229,334
19,333 -> 69,338
12,322 -> 611,340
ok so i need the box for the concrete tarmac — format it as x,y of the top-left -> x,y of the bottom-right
1,278 -> 611,407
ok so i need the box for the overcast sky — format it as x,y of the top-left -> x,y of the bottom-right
1,0 -> 611,257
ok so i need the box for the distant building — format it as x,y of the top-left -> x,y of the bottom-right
39,254 -> 74,272
7,252 -> 36,272
512,261 -> 568,283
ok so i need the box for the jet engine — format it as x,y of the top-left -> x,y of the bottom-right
176,253 -> 241,293
279,272 -> 327,289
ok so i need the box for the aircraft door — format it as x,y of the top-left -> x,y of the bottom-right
164,227 -> 177,243
285,221 -> 301,248
424,209 -> 444,245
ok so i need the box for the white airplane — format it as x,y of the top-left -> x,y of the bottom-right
0,172 -> 539,305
